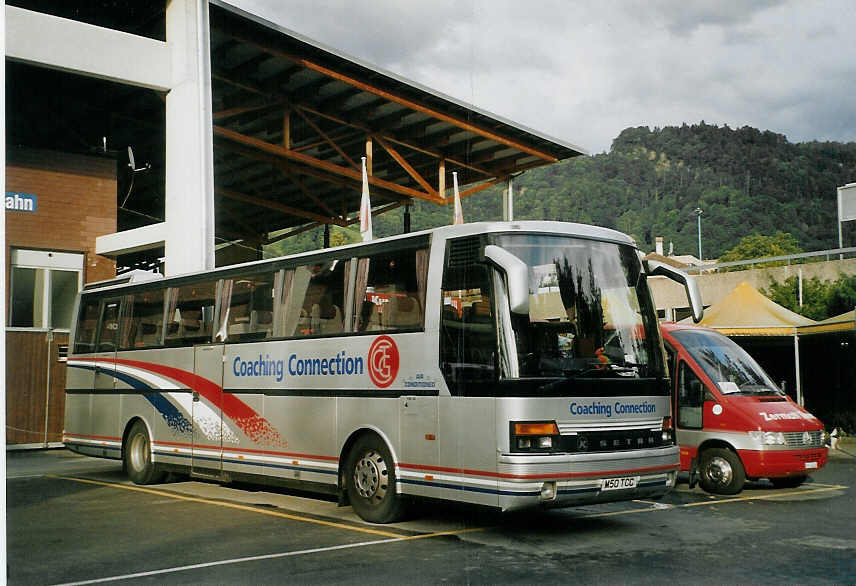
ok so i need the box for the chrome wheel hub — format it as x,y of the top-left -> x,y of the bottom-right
129,433 -> 149,472
353,449 -> 388,503
706,455 -> 733,487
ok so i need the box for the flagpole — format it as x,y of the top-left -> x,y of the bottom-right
360,156 -> 373,241
452,171 -> 463,225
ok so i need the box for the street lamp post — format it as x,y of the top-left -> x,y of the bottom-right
694,207 -> 703,270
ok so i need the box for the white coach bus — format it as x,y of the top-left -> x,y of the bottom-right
64,221 -> 701,523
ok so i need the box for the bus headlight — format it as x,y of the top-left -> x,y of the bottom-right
749,431 -> 786,445
511,421 -> 560,453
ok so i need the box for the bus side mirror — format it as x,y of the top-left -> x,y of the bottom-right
482,245 -> 529,314
646,260 -> 704,323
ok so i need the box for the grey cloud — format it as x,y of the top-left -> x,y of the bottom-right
230,0 -> 856,154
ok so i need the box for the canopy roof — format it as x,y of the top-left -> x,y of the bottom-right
690,281 -> 817,336
798,310 -> 856,335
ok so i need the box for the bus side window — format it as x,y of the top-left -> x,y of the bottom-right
96,300 -> 122,352
283,261 -> 346,337
677,361 -> 704,429
165,281 -> 217,346
353,247 -> 427,333
223,272 -> 276,342
120,289 -> 165,349
73,298 -> 101,354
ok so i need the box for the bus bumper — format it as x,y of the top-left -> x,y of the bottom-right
495,446 -> 680,512
739,447 -> 828,479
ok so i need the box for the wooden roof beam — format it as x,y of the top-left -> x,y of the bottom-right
214,138 -> 409,203
213,100 -> 284,121
294,108 -> 360,171
211,72 -> 495,180
217,31 -> 559,163
213,125 -> 445,204
373,135 -> 437,198
217,187 -> 346,227
275,161 -> 343,220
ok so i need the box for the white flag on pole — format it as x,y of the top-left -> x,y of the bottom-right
452,171 -> 464,225
360,157 -> 373,241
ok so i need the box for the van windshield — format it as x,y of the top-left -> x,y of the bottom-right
671,329 -> 783,396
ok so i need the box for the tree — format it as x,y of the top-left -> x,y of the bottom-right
719,232 -> 802,267
764,274 -> 856,320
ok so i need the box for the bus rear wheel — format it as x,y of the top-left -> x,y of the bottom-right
124,421 -> 166,485
345,435 -> 404,523
699,447 -> 745,495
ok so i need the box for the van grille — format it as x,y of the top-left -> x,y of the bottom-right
783,431 -> 823,448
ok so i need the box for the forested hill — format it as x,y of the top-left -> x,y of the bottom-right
268,123 -> 856,259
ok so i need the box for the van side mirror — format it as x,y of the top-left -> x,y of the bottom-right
646,261 -> 704,323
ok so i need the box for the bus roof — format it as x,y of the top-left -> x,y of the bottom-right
84,221 -> 636,295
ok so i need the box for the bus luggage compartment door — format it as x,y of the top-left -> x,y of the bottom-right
192,344 -> 226,476
400,395 -> 439,495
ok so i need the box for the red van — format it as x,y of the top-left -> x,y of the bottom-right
660,323 -> 827,494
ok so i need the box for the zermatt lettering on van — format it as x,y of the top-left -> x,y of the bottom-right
759,411 -> 803,422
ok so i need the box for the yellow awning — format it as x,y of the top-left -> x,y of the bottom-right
682,281 -> 817,336
798,310 -> 856,335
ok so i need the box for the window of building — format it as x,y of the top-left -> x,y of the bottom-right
9,249 -> 83,330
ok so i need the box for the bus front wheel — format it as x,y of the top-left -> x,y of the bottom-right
345,435 -> 404,523
124,421 -> 166,485
698,447 -> 745,495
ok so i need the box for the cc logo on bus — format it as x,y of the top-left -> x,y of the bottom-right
368,335 -> 399,388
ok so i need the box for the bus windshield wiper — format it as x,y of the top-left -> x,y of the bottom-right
562,362 -> 640,377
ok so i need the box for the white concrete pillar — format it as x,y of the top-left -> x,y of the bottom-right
503,177 -> 514,221
164,0 -> 215,275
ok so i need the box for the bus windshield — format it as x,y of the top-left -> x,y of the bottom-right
671,329 -> 783,396
496,234 -> 665,380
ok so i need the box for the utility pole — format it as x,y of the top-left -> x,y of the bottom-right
694,207 -> 703,271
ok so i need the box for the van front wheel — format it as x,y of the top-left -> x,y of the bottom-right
698,447 -> 745,495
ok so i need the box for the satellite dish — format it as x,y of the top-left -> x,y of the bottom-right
122,146 -> 151,208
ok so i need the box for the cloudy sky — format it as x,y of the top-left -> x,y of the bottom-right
229,0 -> 855,154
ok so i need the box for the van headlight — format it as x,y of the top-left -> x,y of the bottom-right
749,430 -> 785,445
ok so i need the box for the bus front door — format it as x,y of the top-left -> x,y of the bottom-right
192,344 -> 226,477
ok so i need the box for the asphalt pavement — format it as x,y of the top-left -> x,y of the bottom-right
6,444 -> 855,585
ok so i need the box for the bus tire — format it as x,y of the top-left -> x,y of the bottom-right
770,475 -> 807,489
345,435 -> 404,523
698,447 -> 745,495
124,421 -> 166,485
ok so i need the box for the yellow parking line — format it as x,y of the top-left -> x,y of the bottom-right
581,483 -> 847,519
48,475 -> 403,539
681,484 -> 847,507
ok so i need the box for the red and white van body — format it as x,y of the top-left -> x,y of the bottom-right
660,323 -> 827,494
